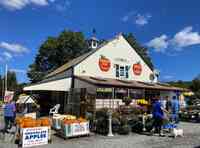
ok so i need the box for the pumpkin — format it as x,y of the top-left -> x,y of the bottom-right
99,55 -> 111,72
78,117 -> 87,122
133,63 -> 142,75
36,119 -> 42,127
23,120 -> 37,128
40,118 -> 51,126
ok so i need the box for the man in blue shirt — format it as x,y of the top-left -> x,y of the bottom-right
171,96 -> 180,124
3,100 -> 16,132
152,95 -> 164,136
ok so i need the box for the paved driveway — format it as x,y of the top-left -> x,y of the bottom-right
0,114 -> 200,148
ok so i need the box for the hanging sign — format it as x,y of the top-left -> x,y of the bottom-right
98,55 -> 111,72
22,127 -> 48,147
133,62 -> 142,75
96,88 -> 112,93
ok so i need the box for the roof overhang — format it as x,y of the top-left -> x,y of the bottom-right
75,76 -> 186,91
24,78 -> 72,92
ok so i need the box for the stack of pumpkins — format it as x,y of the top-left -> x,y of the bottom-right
16,117 -> 51,128
62,116 -> 87,125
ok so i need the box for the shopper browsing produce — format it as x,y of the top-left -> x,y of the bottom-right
152,96 -> 164,136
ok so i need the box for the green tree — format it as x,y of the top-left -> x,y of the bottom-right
123,33 -> 154,70
190,78 -> 200,99
27,30 -> 89,83
168,80 -> 192,89
7,71 -> 18,91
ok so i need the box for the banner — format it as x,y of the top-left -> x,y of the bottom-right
22,127 -> 48,148
4,91 -> 14,102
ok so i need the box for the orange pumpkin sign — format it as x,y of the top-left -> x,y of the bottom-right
133,63 -> 142,75
99,56 -> 111,72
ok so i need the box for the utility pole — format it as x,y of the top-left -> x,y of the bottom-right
5,64 -> 7,92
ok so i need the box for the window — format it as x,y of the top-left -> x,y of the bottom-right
96,88 -> 113,99
120,66 -> 125,77
129,89 -> 143,99
115,64 -> 129,79
115,88 -> 128,99
116,64 -> 119,77
125,66 -> 129,78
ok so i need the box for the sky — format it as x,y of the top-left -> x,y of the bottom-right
0,0 -> 200,83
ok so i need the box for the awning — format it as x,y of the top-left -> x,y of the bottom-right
75,76 -> 186,91
23,78 -> 72,92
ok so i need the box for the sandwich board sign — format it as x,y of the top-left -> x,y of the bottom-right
22,127 -> 48,147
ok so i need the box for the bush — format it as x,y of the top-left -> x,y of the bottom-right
118,125 -> 131,135
112,117 -> 120,133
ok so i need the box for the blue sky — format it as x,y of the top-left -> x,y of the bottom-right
0,0 -> 200,83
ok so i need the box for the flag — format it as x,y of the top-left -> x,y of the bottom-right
4,91 -> 14,102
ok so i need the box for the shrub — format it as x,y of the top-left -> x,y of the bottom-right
118,124 -> 131,135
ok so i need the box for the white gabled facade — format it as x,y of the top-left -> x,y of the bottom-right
74,35 -> 157,83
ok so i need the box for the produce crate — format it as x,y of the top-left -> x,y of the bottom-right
59,122 -> 90,138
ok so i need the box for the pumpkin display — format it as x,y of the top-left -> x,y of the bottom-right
16,117 -> 51,128
98,55 -> 111,72
133,62 -> 142,75
40,118 -> 51,126
62,116 -> 87,125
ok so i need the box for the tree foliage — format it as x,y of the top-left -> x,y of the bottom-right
0,71 -> 18,99
168,80 -> 192,89
123,33 -> 154,70
190,78 -> 200,99
7,71 -> 18,91
27,30 -> 89,83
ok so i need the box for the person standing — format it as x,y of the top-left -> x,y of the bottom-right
165,96 -> 171,112
171,96 -> 180,124
3,100 -> 16,132
152,96 -> 164,136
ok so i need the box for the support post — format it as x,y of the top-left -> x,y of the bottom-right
107,88 -> 114,137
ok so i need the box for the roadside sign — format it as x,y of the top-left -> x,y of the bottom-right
22,127 -> 48,147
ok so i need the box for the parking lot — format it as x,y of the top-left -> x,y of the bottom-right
0,115 -> 200,148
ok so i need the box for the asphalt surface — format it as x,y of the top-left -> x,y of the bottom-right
0,113 -> 200,148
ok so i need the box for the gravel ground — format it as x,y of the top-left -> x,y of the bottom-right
0,114 -> 200,148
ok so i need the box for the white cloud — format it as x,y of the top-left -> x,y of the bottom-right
3,51 -> 13,60
147,26 -> 200,54
0,42 -> 29,54
172,26 -> 200,48
135,14 -> 152,26
121,11 -> 136,22
0,0 -> 52,10
146,35 -> 168,52
121,12 -> 152,26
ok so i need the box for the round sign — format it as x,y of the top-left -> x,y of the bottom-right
99,56 -> 111,72
133,63 -> 142,75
